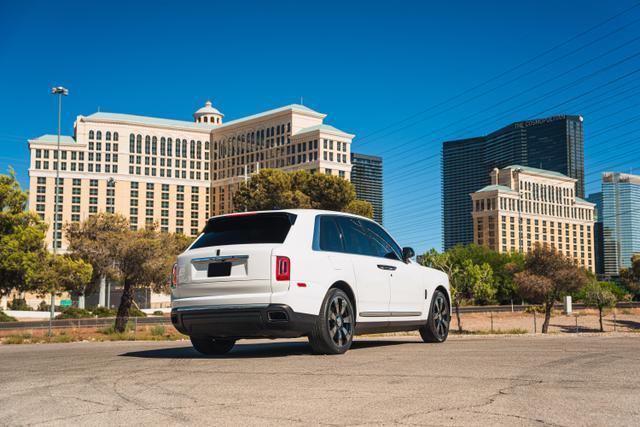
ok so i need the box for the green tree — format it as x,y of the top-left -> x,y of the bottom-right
66,214 -> 191,332
233,169 -> 312,211
233,169 -> 373,219
514,244 -> 588,333
28,253 -> 93,299
459,260 -> 496,306
343,199 -> 374,218
65,213 -> 130,298
0,169 -> 48,297
419,249 -> 495,331
581,280 -> 617,332
619,255 -> 640,300
448,244 -> 523,304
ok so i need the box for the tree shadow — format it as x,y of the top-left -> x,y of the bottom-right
550,324 -> 603,334
119,339 -> 413,359
606,319 -> 640,330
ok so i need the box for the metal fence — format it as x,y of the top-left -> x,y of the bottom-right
0,316 -> 170,331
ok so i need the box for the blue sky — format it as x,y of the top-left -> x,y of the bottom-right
1,0 -> 639,252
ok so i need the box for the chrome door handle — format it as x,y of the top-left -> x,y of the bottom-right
377,264 -> 396,271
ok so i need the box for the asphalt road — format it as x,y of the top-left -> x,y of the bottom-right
1,334 -> 639,426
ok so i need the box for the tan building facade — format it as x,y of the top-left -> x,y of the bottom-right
28,101 -> 353,250
470,165 -> 595,272
210,105 -> 353,215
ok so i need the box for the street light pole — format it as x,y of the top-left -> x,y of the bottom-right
50,86 -> 68,336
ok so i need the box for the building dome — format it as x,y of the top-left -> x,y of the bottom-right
193,100 -> 224,124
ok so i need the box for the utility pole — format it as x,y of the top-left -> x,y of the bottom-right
50,86 -> 68,336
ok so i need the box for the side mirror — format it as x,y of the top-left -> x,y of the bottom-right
402,247 -> 415,262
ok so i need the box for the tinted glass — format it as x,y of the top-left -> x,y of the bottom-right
335,216 -> 378,257
361,221 -> 402,260
319,216 -> 344,252
190,213 -> 295,249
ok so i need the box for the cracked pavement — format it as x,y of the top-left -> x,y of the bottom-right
1,334 -> 639,426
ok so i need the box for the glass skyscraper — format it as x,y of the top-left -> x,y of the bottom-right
350,152 -> 383,225
602,172 -> 640,277
442,115 -> 584,250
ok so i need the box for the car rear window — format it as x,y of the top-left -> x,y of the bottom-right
190,212 -> 296,249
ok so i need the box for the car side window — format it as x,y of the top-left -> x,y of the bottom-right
319,216 -> 344,252
361,221 -> 402,260
336,216 -> 372,256
336,216 -> 393,259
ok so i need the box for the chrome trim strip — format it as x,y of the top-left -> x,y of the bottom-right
360,311 -> 391,317
360,311 -> 422,317
173,304 -> 269,312
191,255 -> 249,263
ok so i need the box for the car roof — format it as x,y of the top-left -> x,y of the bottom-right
206,209 -> 369,222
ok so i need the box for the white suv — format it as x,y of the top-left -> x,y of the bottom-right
171,210 -> 450,355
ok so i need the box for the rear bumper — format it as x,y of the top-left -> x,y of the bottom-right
171,304 -> 317,339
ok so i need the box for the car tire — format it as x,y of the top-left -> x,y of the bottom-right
419,289 -> 450,343
190,337 -> 236,355
308,288 -> 354,355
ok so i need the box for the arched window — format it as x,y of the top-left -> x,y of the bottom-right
203,116 -> 208,123
160,137 -> 166,155
96,131 -> 102,140
197,141 -> 202,159
152,136 -> 157,155
145,136 -> 150,154
89,130 -> 95,139
136,134 -> 142,153
175,139 -> 181,157
190,140 -> 195,158
113,132 -> 119,141
167,138 -> 172,154
182,139 -> 187,157
129,134 -> 135,152
106,131 -> 111,141
205,141 -> 209,150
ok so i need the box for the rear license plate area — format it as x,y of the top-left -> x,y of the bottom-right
208,262 -> 232,277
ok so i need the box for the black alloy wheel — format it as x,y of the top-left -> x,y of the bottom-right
420,289 -> 450,343
309,288 -> 354,354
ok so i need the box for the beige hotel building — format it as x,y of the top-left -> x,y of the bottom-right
28,101 -> 353,250
470,165 -> 596,272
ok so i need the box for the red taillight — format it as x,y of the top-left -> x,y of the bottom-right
171,263 -> 177,288
275,256 -> 290,281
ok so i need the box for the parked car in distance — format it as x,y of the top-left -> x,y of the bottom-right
171,209 -> 451,355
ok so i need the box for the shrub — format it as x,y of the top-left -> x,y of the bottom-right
524,305 -> 545,313
153,310 -> 164,316
8,298 -> 32,311
3,333 -> 32,344
150,325 -> 166,336
0,310 -> 17,322
97,324 -> 117,335
55,307 -> 93,319
91,307 -> 117,318
128,307 -> 147,317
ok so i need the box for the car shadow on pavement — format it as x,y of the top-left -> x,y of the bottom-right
119,339 -> 412,359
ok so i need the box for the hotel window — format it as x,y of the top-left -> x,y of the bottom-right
96,131 -> 102,140
106,131 -> 111,141
89,130 -> 95,139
